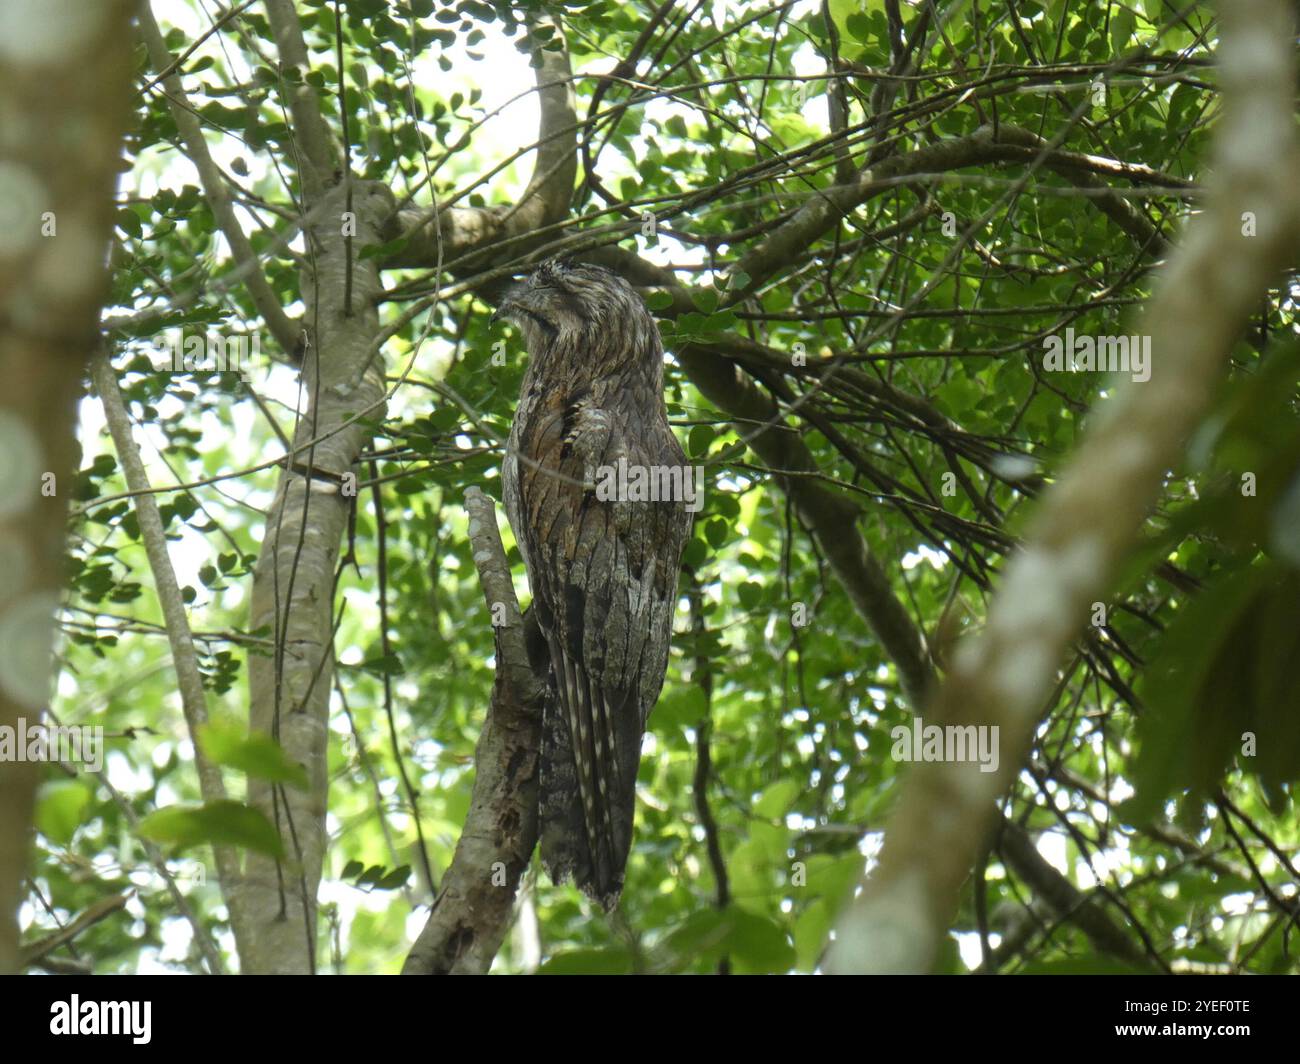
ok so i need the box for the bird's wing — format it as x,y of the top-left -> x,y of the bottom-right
512,391 -> 690,904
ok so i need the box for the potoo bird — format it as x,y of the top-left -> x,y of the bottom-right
497,260 -> 693,909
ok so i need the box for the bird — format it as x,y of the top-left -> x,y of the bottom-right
497,260 -> 693,909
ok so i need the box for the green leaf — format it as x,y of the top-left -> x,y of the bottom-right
662,906 -> 794,973
1127,563 -> 1269,821
356,865 -> 386,886
138,801 -> 284,857
690,286 -> 719,314
115,208 -> 143,238
793,900 -> 832,970
198,720 -> 309,789
737,580 -> 763,611
1109,10 -> 1136,55
845,12 -> 872,43
358,235 -> 410,261
753,779 -> 799,819
727,909 -> 796,973
662,908 -> 730,967
652,685 -> 708,731
36,780 -> 93,845
681,536 -> 709,569
375,864 -> 412,890
687,424 -> 714,458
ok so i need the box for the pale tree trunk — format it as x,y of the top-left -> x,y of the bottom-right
127,0 -> 578,972
0,0 -> 135,973
233,0 -> 391,973
241,177 -> 394,973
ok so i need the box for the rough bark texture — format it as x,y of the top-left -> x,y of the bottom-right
402,489 -> 547,974
234,6 -> 575,974
400,17 -> 579,972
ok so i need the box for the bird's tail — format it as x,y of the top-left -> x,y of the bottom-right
537,650 -> 638,910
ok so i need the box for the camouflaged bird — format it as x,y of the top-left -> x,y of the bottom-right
498,260 -> 693,909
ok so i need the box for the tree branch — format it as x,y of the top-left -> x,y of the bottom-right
263,0 -> 340,200
20,892 -> 129,968
403,488 -> 547,974
90,351 -> 247,934
734,123 -> 1172,294
240,179 -> 395,973
994,819 -> 1156,971
384,12 -> 577,271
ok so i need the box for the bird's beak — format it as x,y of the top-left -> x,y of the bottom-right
492,282 -> 525,325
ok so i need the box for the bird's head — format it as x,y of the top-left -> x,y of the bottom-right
492,260 -> 648,351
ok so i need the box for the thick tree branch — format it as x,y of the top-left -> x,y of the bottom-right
263,0 -> 340,200
403,488 -> 547,975
676,344 -> 934,707
240,179 -> 394,973
994,819 -> 1156,971
734,123 -> 1172,294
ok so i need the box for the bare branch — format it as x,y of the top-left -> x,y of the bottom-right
20,892 -> 129,968
403,488 -> 546,975
385,12 -> 577,270
90,351 -> 247,931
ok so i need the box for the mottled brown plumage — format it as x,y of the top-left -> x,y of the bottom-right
498,260 -> 692,908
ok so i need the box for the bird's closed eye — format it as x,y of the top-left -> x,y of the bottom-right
530,263 -> 578,295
